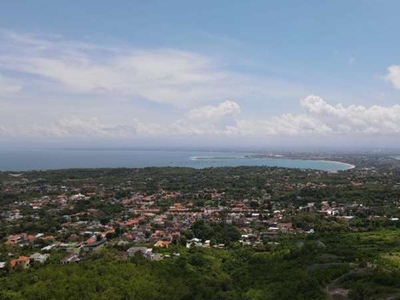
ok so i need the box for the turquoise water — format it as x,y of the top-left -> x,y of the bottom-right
0,149 -> 354,171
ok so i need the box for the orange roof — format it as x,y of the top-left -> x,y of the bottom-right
154,240 -> 171,248
27,235 -> 35,242
10,256 -> 29,267
125,218 -> 143,226
86,237 -> 96,244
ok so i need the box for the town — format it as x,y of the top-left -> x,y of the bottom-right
1,154 -> 400,266
1,154 -> 400,299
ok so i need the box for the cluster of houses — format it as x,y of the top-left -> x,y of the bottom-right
0,192 -> 369,268
0,253 -> 50,272
2,167 -> 400,273
1,233 -> 180,271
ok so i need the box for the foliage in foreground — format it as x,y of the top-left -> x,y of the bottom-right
2,230 -> 400,300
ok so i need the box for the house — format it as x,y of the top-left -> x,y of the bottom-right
277,222 -> 293,233
127,247 -> 149,257
186,238 -> 203,248
5,234 -> 25,246
154,240 -> 171,248
82,238 -> 107,252
30,253 -> 50,264
57,243 -> 80,253
10,256 -> 30,270
41,244 -> 56,251
127,247 -> 163,261
149,253 -> 163,261
60,253 -> 80,265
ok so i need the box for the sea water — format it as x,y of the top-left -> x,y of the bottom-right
0,149 -> 354,171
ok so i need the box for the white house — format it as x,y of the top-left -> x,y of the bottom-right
30,253 -> 50,264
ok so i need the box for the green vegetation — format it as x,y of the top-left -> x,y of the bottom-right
1,230 -> 400,299
2,164 -> 400,299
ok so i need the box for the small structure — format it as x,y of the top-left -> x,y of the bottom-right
127,247 -> 149,257
57,243 -> 80,252
154,240 -> 171,248
41,244 -> 56,251
82,238 -> 107,252
30,253 -> 50,264
10,256 -> 30,270
186,238 -> 203,248
149,253 -> 163,261
127,247 -> 163,261
60,253 -> 80,265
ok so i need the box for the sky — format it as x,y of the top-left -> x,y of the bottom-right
1,0 -> 400,149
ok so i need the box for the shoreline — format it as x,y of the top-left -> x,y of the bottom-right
315,159 -> 355,170
190,156 -> 355,170
0,150 -> 356,172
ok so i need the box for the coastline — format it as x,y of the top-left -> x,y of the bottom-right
0,149 -> 355,172
315,159 -> 355,170
190,155 -> 355,171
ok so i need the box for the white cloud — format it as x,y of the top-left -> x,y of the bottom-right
300,95 -> 400,134
53,117 -> 138,137
1,30 -> 400,145
173,96 -> 400,138
0,74 -> 21,95
385,64 -> 400,90
187,100 -> 240,120
2,96 -> 400,140
0,30 -> 307,107
0,117 -> 139,138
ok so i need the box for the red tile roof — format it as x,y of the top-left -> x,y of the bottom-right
10,256 -> 29,267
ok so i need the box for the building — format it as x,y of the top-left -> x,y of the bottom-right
10,256 -> 30,270
30,253 -> 50,264
60,253 -> 80,264
82,238 -> 107,252
127,247 -> 149,257
154,240 -> 171,248
127,247 -> 163,261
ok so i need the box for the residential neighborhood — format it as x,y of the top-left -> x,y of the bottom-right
1,161 -> 400,274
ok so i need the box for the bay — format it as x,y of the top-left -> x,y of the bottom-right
0,149 -> 354,171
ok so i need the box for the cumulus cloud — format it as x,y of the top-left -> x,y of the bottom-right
2,96 -> 400,140
187,100 -> 241,120
385,64 -> 400,90
173,96 -> 400,138
300,95 -> 400,134
130,102 -> 240,137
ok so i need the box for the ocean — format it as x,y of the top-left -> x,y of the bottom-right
0,149 -> 354,171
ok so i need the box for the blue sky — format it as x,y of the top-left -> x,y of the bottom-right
1,0 -> 400,148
